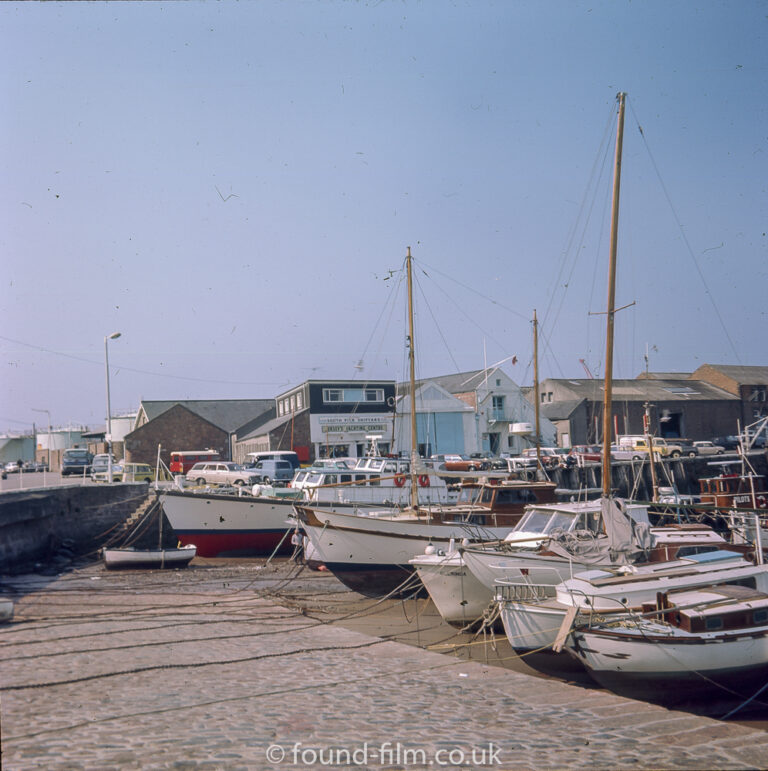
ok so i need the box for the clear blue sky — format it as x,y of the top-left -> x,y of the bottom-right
1,0 -> 766,432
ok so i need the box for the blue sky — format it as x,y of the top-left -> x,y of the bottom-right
1,0 -> 766,431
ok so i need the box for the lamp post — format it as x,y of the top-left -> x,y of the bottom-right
105,332 -> 121,483
31,408 -> 52,482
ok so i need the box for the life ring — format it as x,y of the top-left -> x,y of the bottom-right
757,495 -> 767,508
418,474 -> 430,487
394,474 -> 406,487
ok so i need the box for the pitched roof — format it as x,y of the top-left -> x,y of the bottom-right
692,364 -> 768,386
541,378 -> 738,402
540,399 -> 585,420
402,368 -> 516,394
138,399 -> 274,433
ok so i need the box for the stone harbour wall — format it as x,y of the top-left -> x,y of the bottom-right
0,484 -> 149,572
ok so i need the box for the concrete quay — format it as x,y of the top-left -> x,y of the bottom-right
2,559 -> 768,770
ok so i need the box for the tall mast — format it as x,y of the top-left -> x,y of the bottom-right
406,247 -> 419,510
601,92 -> 626,497
533,309 -> 541,471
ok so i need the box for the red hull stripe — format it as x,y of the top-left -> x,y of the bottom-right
175,531 -> 292,558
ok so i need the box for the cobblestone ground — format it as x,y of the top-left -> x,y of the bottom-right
2,559 -> 768,770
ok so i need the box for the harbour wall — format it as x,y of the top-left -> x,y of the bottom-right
0,484 -> 149,572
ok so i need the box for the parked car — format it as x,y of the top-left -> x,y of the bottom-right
521,447 -> 571,468
568,444 -> 602,463
90,454 -> 116,478
247,459 -> 294,485
93,462 -> 156,483
186,462 -> 260,487
245,451 -> 301,471
712,435 -> 741,451
4,461 -> 21,474
61,448 -> 93,476
692,440 -> 725,456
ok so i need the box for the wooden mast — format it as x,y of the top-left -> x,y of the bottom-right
601,92 -> 626,498
406,247 -> 419,510
533,309 -> 541,471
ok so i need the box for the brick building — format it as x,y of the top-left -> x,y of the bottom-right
124,399 -> 273,467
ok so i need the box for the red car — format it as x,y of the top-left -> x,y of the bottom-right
569,445 -> 602,463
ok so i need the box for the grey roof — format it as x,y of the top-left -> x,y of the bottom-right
540,399 -> 585,420
400,369 -> 513,394
237,411 -> 298,440
543,378 -> 738,403
694,364 -> 768,385
139,399 -> 274,433
636,372 -> 693,380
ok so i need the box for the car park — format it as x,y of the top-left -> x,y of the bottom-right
186,462 -> 260,487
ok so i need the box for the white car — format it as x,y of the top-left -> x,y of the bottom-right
693,440 -> 725,456
186,462 -> 259,487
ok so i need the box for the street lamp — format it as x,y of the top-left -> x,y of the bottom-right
105,332 -> 122,483
31,408 -> 52,479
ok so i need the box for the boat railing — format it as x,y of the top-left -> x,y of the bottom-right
494,581 -> 556,602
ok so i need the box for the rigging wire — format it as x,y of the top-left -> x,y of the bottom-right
628,100 -> 741,364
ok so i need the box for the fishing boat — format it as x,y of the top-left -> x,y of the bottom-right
102,492 -> 198,569
103,544 -> 197,570
294,474 -> 557,597
294,248 -> 560,597
567,580 -> 768,709
496,547 -> 757,653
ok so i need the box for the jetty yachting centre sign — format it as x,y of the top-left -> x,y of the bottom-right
318,416 -> 390,434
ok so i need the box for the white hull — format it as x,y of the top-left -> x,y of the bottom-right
103,545 -> 197,570
296,505 -> 513,597
462,548 -> 581,592
498,598 -> 570,651
411,552 -> 493,627
574,625 -> 768,676
161,490 -> 350,557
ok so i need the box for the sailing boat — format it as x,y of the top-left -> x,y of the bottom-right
293,248 -> 555,598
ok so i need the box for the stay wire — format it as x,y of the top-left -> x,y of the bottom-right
628,100 -> 740,363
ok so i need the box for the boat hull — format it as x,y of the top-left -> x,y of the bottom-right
412,554 -> 493,627
161,491 -> 303,557
295,504 -> 513,598
103,546 -> 197,570
571,627 -> 768,705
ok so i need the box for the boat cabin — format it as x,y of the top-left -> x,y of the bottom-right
643,584 -> 768,634
697,466 -> 767,510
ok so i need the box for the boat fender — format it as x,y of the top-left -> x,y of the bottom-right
394,474 -> 406,487
418,474 -> 430,487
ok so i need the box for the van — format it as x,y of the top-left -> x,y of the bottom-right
248,459 -> 295,485
61,448 -> 93,476
170,450 -> 221,475
245,451 -> 300,471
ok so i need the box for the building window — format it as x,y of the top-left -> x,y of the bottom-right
296,392 -> 303,409
322,387 -> 384,404
278,401 -> 284,417
290,395 -> 295,412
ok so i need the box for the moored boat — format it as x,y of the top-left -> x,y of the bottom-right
567,581 -> 768,709
103,544 -> 197,570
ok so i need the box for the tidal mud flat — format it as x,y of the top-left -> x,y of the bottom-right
2,558 -> 768,770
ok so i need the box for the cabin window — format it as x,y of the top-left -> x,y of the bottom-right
296,392 -> 303,409
705,616 -> 724,631
753,609 -> 768,624
340,474 -> 351,483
